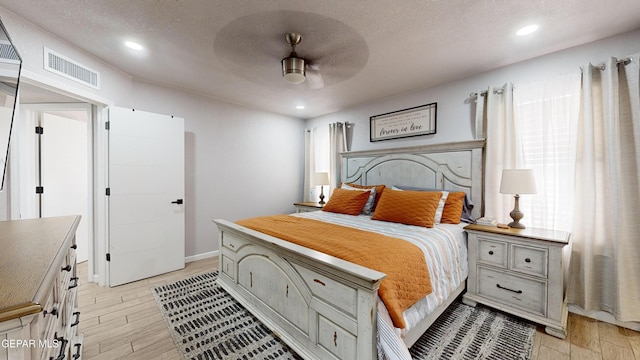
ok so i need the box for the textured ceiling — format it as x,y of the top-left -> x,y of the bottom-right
2,0 -> 640,119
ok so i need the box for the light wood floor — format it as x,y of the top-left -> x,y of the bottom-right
77,258 -> 640,360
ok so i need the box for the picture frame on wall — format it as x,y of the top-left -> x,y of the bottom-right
370,102 -> 437,142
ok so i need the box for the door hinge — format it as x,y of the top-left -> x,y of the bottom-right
35,126 -> 44,134
105,188 -> 110,196
105,121 -> 110,130
35,186 -> 44,194
106,253 -> 111,262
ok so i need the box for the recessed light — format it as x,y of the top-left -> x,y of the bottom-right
516,24 -> 539,36
125,41 -> 144,50
296,105 -> 305,110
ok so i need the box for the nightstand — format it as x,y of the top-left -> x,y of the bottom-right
463,224 -> 571,339
293,201 -> 324,213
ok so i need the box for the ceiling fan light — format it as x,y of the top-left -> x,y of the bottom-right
282,56 -> 306,84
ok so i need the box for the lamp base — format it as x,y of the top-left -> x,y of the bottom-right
508,220 -> 526,229
508,194 -> 526,229
318,187 -> 325,205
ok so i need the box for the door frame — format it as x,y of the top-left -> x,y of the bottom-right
11,71 -> 113,285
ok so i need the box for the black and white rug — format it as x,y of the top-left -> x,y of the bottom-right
152,272 -> 536,360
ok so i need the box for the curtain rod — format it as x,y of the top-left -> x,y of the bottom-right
470,87 -> 506,99
591,57 -> 633,71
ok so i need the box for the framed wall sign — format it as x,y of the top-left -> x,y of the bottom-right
370,102 -> 437,142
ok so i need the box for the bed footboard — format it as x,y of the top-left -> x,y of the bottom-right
214,219 -> 386,360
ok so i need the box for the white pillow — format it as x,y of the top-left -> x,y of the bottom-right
341,184 -> 377,215
434,191 -> 449,223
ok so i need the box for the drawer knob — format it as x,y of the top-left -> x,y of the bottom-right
68,277 -> 79,289
71,244 -> 77,250
525,258 -> 531,263
61,265 -> 72,272
71,311 -> 81,327
51,337 -> 68,360
72,343 -> 82,360
488,251 -> 494,255
44,307 -> 59,318
496,283 -> 523,294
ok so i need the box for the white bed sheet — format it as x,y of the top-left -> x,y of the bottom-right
291,211 -> 468,359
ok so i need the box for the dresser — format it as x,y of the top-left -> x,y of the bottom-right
463,224 -> 571,339
293,202 -> 324,213
0,216 -> 83,360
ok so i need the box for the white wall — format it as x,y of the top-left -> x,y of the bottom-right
130,80 -> 305,258
0,8 -> 134,105
306,29 -> 640,153
0,8 -> 306,260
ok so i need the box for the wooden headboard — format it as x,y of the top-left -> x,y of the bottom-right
341,140 -> 485,219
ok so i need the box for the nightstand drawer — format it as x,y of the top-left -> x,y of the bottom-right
477,266 -> 547,316
511,244 -> 548,278
477,238 -> 507,268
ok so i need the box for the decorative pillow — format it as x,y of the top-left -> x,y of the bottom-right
342,183 -> 386,210
322,188 -> 371,216
341,183 -> 377,214
371,189 -> 442,228
392,186 -> 449,224
393,185 -> 475,223
440,191 -> 466,224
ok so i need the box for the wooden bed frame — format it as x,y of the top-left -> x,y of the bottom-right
213,140 -> 484,360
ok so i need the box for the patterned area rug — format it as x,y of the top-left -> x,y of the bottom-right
152,272 -> 536,360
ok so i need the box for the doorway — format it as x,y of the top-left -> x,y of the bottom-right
17,103 -> 92,262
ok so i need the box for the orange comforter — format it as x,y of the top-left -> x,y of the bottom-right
236,214 -> 432,329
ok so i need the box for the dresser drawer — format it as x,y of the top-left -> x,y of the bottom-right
477,266 -> 547,316
477,237 -> 507,268
510,244 -> 548,278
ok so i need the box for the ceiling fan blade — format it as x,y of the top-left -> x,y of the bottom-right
306,64 -> 324,90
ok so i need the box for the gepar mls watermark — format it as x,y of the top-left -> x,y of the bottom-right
1,339 -> 60,349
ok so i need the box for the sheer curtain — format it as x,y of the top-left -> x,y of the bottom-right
329,122 -> 348,191
482,84 -> 518,223
568,55 -> 640,322
303,128 -> 317,202
514,73 -> 581,231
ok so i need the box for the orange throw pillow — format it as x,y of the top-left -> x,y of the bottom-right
342,182 -> 386,210
322,188 -> 371,216
372,190 -> 442,228
440,192 -> 466,224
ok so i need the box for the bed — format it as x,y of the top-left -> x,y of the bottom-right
213,139 -> 484,360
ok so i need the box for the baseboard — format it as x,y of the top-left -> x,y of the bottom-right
185,250 -> 219,263
569,304 -> 640,331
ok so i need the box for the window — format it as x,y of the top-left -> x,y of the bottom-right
514,73 -> 581,231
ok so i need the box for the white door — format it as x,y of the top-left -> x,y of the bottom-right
108,106 -> 185,286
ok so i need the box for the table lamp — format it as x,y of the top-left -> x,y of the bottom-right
313,172 -> 330,205
499,169 -> 537,229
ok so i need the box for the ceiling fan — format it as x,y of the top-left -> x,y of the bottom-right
281,33 -> 324,89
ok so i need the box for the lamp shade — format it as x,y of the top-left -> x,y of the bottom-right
499,169 -> 537,194
282,56 -> 306,84
313,172 -> 329,186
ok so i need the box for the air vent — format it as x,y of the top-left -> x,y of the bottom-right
0,40 -> 19,62
43,47 -> 100,89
